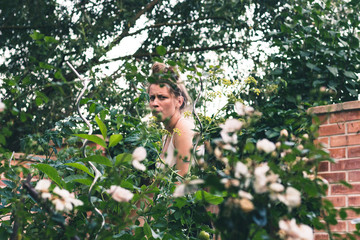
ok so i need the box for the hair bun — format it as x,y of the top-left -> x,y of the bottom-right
151,62 -> 167,74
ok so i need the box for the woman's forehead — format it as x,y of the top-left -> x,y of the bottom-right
149,84 -> 171,95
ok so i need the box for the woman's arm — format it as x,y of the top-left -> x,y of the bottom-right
173,120 -> 195,176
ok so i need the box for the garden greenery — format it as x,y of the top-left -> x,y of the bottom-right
1,60 -> 360,240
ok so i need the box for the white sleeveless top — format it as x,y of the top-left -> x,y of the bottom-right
163,134 -> 177,167
158,117 -> 194,169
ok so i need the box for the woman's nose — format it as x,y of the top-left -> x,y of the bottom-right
150,99 -> 159,108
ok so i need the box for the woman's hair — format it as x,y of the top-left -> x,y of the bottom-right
149,62 -> 192,111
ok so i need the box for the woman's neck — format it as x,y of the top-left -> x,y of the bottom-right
165,112 -> 181,133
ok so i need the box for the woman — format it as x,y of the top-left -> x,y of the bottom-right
148,62 -> 195,177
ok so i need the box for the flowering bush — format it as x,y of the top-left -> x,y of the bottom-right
1,61 -> 360,240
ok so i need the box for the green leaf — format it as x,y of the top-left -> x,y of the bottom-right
35,97 -> 43,106
194,190 -> 224,205
95,115 -> 107,140
339,209 -> 347,220
79,155 -> 112,167
345,86 -> 358,97
73,134 -> 106,148
71,179 -> 93,186
143,222 -> 152,238
326,66 -> 338,76
33,163 -> 63,187
156,45 -> 167,56
306,62 -> 321,72
115,153 -> 132,166
30,31 -> 44,40
63,174 -> 91,183
344,70 -> 357,79
54,71 -> 65,81
109,134 -> 123,148
244,142 -> 255,153
64,163 -> 94,177
143,222 -> 161,239
1,180 -> 16,188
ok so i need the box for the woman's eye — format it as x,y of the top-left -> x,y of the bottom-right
150,96 -> 155,101
159,96 -> 166,100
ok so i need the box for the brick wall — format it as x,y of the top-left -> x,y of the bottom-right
310,100 -> 360,239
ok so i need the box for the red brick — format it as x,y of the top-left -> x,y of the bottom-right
349,147 -> 360,158
349,220 -> 359,231
315,137 -> 329,147
349,135 -> 360,146
325,196 -> 346,207
332,184 -> 360,195
329,220 -> 347,231
329,148 -> 346,159
313,114 -> 329,125
330,110 -> 360,123
314,233 -> 328,240
318,124 -> 345,136
331,159 -> 360,171
330,112 -> 346,123
348,121 -> 360,133
318,172 -> 346,183
348,196 -> 360,207
319,161 -> 329,172
347,110 -> 360,121
330,136 -> 348,147
349,171 -> 360,182
346,209 -> 360,219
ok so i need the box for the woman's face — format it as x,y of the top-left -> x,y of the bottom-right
148,84 -> 182,122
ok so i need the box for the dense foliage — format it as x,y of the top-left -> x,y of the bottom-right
0,0 -> 359,151
0,0 -> 360,239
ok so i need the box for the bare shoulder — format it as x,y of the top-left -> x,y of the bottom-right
176,118 -> 195,135
173,118 -> 195,145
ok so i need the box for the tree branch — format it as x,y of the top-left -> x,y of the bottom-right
65,0 -> 160,81
105,0 -> 160,52
126,16 -> 231,38
0,25 -> 58,30
99,44 -> 234,64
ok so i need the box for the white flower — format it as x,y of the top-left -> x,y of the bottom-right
278,187 -> 301,209
234,161 -> 249,178
132,147 -> 147,171
238,190 -> 253,200
35,179 -> 52,200
52,187 -> 83,212
253,163 -> 270,193
220,119 -> 243,133
132,147 -> 147,161
256,139 -> 276,153
220,130 -> 238,144
254,176 -> 268,194
254,163 -> 270,177
279,219 -> 313,240
106,185 -> 134,202
269,183 -> 285,192
235,102 -> 246,116
214,147 -> 222,159
41,192 -> 52,200
280,129 -> 289,138
52,198 -> 73,212
35,179 -> 51,192
245,106 -> 254,115
173,179 -> 204,197
234,102 -> 254,116
221,178 -> 240,188
132,160 -> 146,171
